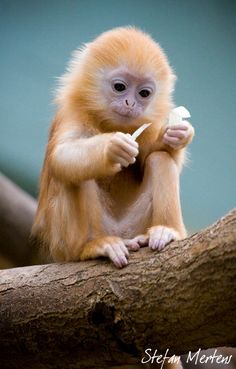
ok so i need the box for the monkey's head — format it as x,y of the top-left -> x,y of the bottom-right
57,27 -> 176,131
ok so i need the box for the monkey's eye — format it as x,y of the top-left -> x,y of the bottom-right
114,82 -> 126,92
139,89 -> 151,98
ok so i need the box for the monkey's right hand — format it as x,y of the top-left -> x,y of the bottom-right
104,132 -> 139,172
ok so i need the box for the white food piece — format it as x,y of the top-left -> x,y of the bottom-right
131,123 -> 152,141
168,106 -> 191,126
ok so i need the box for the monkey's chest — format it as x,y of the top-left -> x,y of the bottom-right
96,168 -> 152,237
96,166 -> 143,218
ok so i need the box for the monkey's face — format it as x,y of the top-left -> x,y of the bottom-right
102,66 -> 157,123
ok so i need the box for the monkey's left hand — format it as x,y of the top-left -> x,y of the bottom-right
162,121 -> 194,150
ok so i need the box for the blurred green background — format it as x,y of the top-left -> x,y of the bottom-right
0,0 -> 235,232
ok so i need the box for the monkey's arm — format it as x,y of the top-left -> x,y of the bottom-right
51,133 -> 116,183
146,121 -> 194,170
50,130 -> 138,184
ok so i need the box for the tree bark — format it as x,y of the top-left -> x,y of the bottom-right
0,173 -> 37,266
0,209 -> 235,369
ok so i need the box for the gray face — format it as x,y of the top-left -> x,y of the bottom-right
103,66 -> 156,121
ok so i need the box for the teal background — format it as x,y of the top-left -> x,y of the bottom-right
0,0 -> 235,232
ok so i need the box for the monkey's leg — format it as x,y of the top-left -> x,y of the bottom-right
124,151 -> 186,250
47,182 -> 129,268
144,151 -> 186,250
74,182 -> 130,268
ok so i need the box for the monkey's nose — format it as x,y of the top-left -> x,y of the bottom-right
125,99 -> 135,107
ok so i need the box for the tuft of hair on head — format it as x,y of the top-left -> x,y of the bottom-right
89,27 -> 175,79
55,26 -> 176,115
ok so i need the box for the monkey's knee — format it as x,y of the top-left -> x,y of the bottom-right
144,151 -> 177,173
143,151 -> 181,194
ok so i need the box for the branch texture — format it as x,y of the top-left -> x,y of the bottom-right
0,209 -> 236,369
0,173 -> 37,265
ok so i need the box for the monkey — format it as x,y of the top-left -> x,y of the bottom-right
32,27 -> 194,269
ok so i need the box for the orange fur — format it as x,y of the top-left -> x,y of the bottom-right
32,27 -> 193,265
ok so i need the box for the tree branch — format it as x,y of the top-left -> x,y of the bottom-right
0,209 -> 235,369
0,173 -> 37,265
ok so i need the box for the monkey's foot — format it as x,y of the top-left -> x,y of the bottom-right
80,236 -> 129,268
100,236 -> 129,268
147,226 -> 179,251
124,234 -> 149,251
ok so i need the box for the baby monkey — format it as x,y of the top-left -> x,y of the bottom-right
32,27 -> 194,268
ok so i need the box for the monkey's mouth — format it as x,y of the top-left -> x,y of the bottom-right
112,108 -> 140,120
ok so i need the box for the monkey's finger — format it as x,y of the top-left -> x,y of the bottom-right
115,132 -> 139,150
111,147 -> 137,164
119,256 -> 128,267
163,135 -> 187,149
103,244 -> 120,267
113,163 -> 122,172
165,130 -> 186,139
149,226 -> 165,250
116,132 -> 139,148
105,244 -> 125,268
113,137 -> 139,158
158,229 -> 174,251
157,231 -> 175,251
149,227 -> 176,251
149,229 -> 164,250
108,150 -> 131,167
110,146 -> 138,165
113,244 -> 129,267
135,234 -> 149,247
118,241 -> 130,257
117,156 -> 135,168
124,239 -> 140,251
112,241 -> 129,259
108,161 -> 123,173
127,242 -> 140,251
112,134 -> 139,152
128,234 -> 149,248
163,136 -> 180,145
166,124 -> 189,131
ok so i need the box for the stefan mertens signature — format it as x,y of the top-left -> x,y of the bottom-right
141,348 -> 232,367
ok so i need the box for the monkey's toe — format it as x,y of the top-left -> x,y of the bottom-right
148,226 -> 177,251
124,240 -> 140,251
104,241 -> 129,268
124,234 -> 149,251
